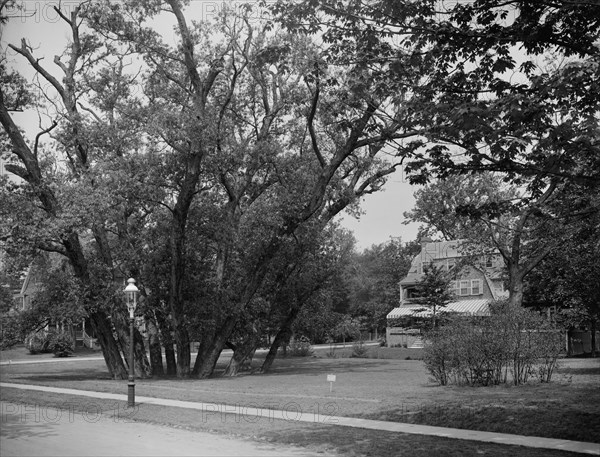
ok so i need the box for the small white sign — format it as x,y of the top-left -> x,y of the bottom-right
327,374 -> 336,382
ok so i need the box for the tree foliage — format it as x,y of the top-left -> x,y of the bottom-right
412,262 -> 456,329
525,188 -> 600,356
2,1 -> 428,377
271,0 -> 600,189
2,0 -> 599,377
346,238 -> 420,333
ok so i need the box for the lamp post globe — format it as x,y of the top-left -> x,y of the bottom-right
123,278 -> 139,407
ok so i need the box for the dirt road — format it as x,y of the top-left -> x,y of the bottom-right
0,401 -> 331,456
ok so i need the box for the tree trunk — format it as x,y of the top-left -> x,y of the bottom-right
261,308 -> 300,373
132,327 -> 151,377
164,344 -> 177,375
223,331 -> 260,377
169,213 -> 192,377
113,311 -> 151,378
261,329 -> 288,373
508,267 -> 525,307
174,326 -> 191,377
89,312 -> 128,379
591,318 -> 597,358
192,328 -> 216,375
146,316 -> 164,376
194,341 -> 224,379
155,310 -> 177,376
193,317 -> 237,378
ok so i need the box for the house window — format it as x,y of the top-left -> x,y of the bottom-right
459,280 -> 470,296
485,256 -> 494,268
450,281 -> 458,296
471,279 -> 482,295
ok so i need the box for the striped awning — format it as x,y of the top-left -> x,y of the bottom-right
387,299 -> 491,319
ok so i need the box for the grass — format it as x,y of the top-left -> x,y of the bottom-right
314,343 -> 424,360
1,345 -> 599,456
0,345 -> 101,361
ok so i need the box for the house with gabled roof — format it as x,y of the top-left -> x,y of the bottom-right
16,255 -> 100,350
386,238 -> 508,347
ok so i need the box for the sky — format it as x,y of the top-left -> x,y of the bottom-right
2,0 -> 422,251
338,178 -> 420,250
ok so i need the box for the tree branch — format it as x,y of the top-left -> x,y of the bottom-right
305,76 -> 325,168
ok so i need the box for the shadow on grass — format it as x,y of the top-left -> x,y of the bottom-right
9,372 -> 115,382
262,424 -> 584,457
251,356 -> 400,376
2,356 -> 407,384
557,366 -> 600,376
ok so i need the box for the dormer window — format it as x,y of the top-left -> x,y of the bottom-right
459,280 -> 470,295
454,279 -> 483,296
471,279 -> 482,295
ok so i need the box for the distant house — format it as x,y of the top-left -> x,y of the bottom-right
17,266 -> 43,312
0,255 -> 21,307
17,256 -> 99,349
386,238 -> 508,347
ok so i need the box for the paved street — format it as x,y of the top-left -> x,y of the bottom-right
0,401 -> 327,457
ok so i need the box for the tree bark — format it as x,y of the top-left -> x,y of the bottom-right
591,317 -> 597,358
146,316 -> 164,376
155,309 -> 177,376
508,264 -> 525,307
223,330 -> 260,377
169,228 -> 191,377
261,307 -> 300,373
132,327 -> 151,377
88,313 -> 128,379
193,316 -> 237,378
112,311 -> 151,378
168,170 -> 201,378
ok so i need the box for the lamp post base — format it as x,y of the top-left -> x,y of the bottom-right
127,380 -> 135,407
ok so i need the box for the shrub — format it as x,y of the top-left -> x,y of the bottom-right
351,340 -> 369,358
423,301 -> 564,387
422,324 -> 459,385
48,331 -> 74,357
27,332 -> 52,354
0,313 -> 23,350
287,335 -> 313,357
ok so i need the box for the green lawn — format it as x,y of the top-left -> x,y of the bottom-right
1,345 -> 598,456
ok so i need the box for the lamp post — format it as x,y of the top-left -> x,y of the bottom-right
124,278 -> 139,407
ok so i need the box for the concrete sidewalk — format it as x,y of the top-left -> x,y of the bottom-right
0,357 -> 105,365
1,382 -> 598,455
